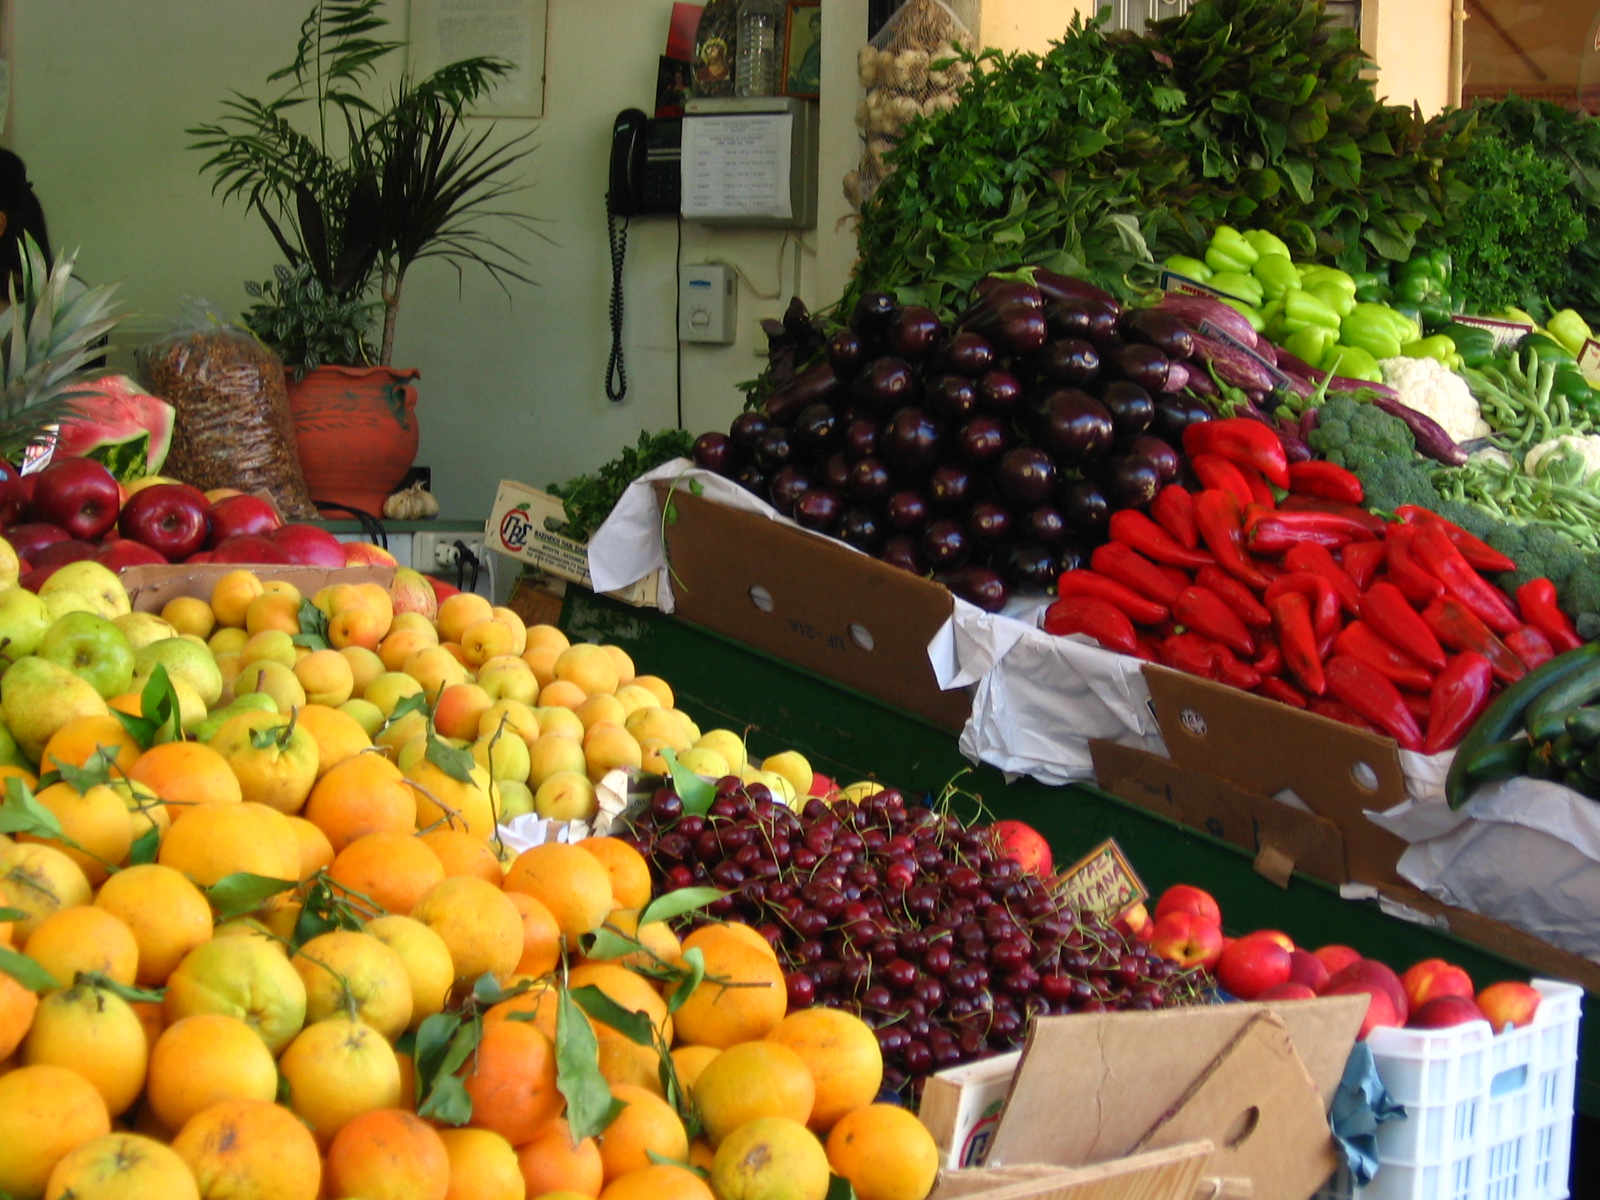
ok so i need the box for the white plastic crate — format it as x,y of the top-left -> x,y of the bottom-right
1316,979 -> 1582,1200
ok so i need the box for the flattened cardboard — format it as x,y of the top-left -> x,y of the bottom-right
1089,740 -> 1348,887
1142,665 -> 1410,887
930,1142 -> 1213,1200
119,564 -> 395,613
655,487 -> 972,730
920,1050 -> 1023,1168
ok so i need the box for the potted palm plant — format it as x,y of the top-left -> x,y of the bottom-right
188,0 -> 540,516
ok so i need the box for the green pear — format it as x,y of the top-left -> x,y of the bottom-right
1,656 -> 109,762
114,612 -> 179,651
37,560 -> 130,619
0,717 -> 33,771
192,691 -> 279,744
37,611 -> 136,699
134,637 -> 223,709
0,586 -> 52,663
42,589 -> 97,622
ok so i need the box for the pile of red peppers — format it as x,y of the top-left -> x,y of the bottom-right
1043,418 -> 1583,754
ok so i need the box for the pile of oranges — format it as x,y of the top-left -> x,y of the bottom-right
0,566 -> 943,1200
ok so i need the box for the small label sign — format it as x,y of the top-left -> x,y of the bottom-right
1579,338 -> 1600,388
1052,838 -> 1147,919
1159,271 -> 1251,305
1450,313 -> 1536,352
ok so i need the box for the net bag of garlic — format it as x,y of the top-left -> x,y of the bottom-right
846,0 -> 977,210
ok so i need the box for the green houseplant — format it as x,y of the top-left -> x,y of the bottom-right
188,0 -> 540,514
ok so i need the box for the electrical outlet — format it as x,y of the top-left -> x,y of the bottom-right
412,531 -> 487,572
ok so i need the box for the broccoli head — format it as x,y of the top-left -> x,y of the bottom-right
1561,551 -> 1600,639
1486,522 -> 1585,592
1308,397 -> 1437,510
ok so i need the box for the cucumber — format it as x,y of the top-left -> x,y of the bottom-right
1524,657 -> 1600,739
1463,737 -> 1530,784
1562,768 -> 1597,797
1526,741 -> 1559,781
1567,706 -> 1600,748
1583,750 -> 1600,782
1527,708 -> 1571,744
1447,642 -> 1600,808
1552,733 -> 1584,770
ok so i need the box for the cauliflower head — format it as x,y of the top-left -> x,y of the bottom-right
1379,356 -> 1489,444
1524,434 -> 1600,486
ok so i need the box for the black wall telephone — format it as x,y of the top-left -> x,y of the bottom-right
606,109 -> 681,401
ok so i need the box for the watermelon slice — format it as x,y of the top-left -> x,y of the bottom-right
48,374 -> 176,481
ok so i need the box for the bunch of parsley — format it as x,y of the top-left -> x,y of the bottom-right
546,428 -> 694,543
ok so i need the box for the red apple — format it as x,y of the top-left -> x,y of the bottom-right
809,772 -> 835,798
118,483 -> 210,561
1327,959 -> 1409,1022
1215,933 -> 1293,1000
205,493 -> 283,547
1325,980 -> 1403,1040
1150,911 -> 1226,970
28,539 -> 98,573
0,460 -> 27,528
30,458 -> 122,540
94,539 -> 168,570
1476,981 -> 1542,1033
1249,929 -> 1296,953
210,534 -> 291,564
1287,949 -> 1331,994
1408,995 -> 1487,1030
429,576 -> 462,603
1313,945 -> 1363,977
270,523 -> 346,567
7,521 -> 71,563
341,541 -> 399,568
1154,884 -> 1222,927
1259,982 -> 1318,1001
186,550 -> 215,564
1401,958 -> 1476,1013
991,819 -> 1053,876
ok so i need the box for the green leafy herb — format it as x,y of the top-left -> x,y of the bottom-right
546,429 -> 695,544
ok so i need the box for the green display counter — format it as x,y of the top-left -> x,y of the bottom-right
560,587 -> 1598,1122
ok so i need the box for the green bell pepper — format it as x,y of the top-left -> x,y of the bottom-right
1164,255 -> 1213,283
1547,309 -> 1594,357
1340,304 -> 1412,361
1243,229 -> 1291,261
1297,266 -> 1357,299
1401,335 -> 1457,364
1205,226 -> 1260,275
1520,333 -> 1576,365
1394,251 -> 1456,333
1551,364 -> 1595,408
1437,322 -> 1498,370
1251,254 -> 1301,303
1285,325 -> 1338,370
1218,296 -> 1266,333
1327,344 -> 1383,383
1207,271 -> 1265,309
1277,288 -> 1341,336
1308,283 -> 1357,319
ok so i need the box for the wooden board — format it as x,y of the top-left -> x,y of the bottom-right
931,1143 -> 1213,1200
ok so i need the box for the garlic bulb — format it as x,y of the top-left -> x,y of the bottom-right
382,482 -> 440,521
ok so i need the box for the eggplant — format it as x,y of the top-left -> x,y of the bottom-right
839,507 -> 885,552
1021,504 -> 1068,547
692,431 -> 736,476
753,426 -> 796,469
1368,393 -> 1469,465
1152,294 -> 1259,348
955,414 -> 1011,467
935,565 -> 1008,613
729,411 -> 771,455
734,463 -> 769,497
996,542 -> 1058,593
1163,362 -> 1191,394
887,305 -> 946,362
1103,455 -> 1162,510
1099,381 -> 1155,438
762,362 -> 842,425
881,406 -> 946,474
970,276 -> 1045,311
793,488 -> 846,534
1112,343 -> 1172,393
938,331 -> 997,377
1123,434 -> 1180,483
995,447 -> 1057,509
978,369 -> 1024,415
1055,541 -> 1089,575
846,456 -> 895,504
852,292 -> 898,337
1275,421 -> 1315,464
965,499 -> 1013,547
926,374 -> 979,422
878,534 -> 927,575
1150,396 -> 1213,443
819,451 -> 852,493
1059,479 -> 1111,537
963,301 -> 1048,355
928,463 -> 977,513
1184,368 -> 1220,399
1119,309 -> 1196,361
1187,332 -> 1278,393
1047,298 -> 1120,348
920,518 -> 971,569
853,356 -> 921,416
1033,338 -> 1100,387
793,402 -> 841,453
883,489 -> 931,532
842,417 -> 879,460
1033,268 -> 1119,312
826,329 -> 868,376
1031,389 -> 1114,465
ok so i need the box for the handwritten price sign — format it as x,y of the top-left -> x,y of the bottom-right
1051,839 -> 1147,919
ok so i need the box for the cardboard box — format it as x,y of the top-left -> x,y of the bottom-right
485,480 -> 658,608
655,487 -> 972,731
119,564 -> 396,613
930,1145 -> 1214,1200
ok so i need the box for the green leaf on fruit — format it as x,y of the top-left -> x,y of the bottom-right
129,823 -> 161,866
291,632 -> 330,652
205,872 -> 298,921
412,1011 -> 461,1103
664,946 -> 706,1016
0,907 -> 25,922
0,946 -> 59,991
78,971 -> 165,1005
418,1072 -> 474,1126
50,748 -> 114,794
639,887 -> 724,928
140,665 -> 182,744
426,736 -> 476,784
473,972 -> 509,1006
0,776 -> 63,839
555,986 -> 625,1142
414,1012 -> 480,1125
297,599 -> 329,642
660,749 -> 715,818
826,1174 -> 859,1200
112,710 -> 161,752
569,983 -> 655,1047
250,725 -> 281,750
583,923 -> 641,964
291,904 -> 339,947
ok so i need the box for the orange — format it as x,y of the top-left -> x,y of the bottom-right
682,922 -> 779,965
158,799 -> 301,887
22,781 -> 132,886
294,702 -> 372,776
502,842 -> 615,948
483,977 -> 566,1042
421,827 -> 505,884
163,936 -> 308,1055
692,1041 -> 816,1144
710,1118 -> 830,1200
515,1118 -> 603,1199
688,1138 -> 716,1173
566,961 -> 672,1043
589,907 -> 681,974
39,713 -> 141,777
597,1083 -> 689,1182
670,1044 -> 721,1094
576,837 -> 652,911
0,970 -> 39,1059
324,1109 -> 450,1200
824,1105 -> 940,1200
209,711 -> 319,814
278,1017 -> 403,1148
596,1034 -> 666,1097
93,863 -> 213,987
505,890 -> 562,978
42,1132 -> 199,1200
22,904 -> 139,988
144,1013 -> 279,1134
765,1007 -> 884,1132
170,1097 -> 322,1200
439,1127 -> 526,1200
283,814 -> 333,880
23,982 -> 149,1116
0,1065 -> 111,1199
668,937 -> 787,1050
461,1017 -> 562,1146
329,830 -> 446,916
411,875 -> 524,985
406,757 -> 498,841
0,841 -> 92,941
600,1164 -> 713,1200
364,914 -> 455,1032
304,751 -> 417,853
128,740 -> 242,812
292,929 -> 414,1040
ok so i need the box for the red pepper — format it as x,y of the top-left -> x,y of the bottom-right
1421,597 -> 1526,685
1161,632 -> 1223,680
1265,571 -> 1341,640
1150,485 -> 1199,551
1042,595 -> 1140,655
1258,677 -> 1308,709
1505,625 -> 1556,672
1247,518 -> 1350,556
1056,568 -> 1169,626
1287,460 -> 1364,506
1252,641 -> 1283,677
1515,578 -> 1583,654
1409,521 -> 1521,636
1133,637 -> 1163,663
1403,691 -> 1432,724
1193,489 -> 1269,590
1232,460 -> 1278,508
1108,510 -> 1215,571
1173,586 -> 1256,656
1182,418 -> 1290,488
1308,697 -> 1385,737
1284,542 -> 1362,618
1384,525 -> 1445,608
1247,505 -> 1378,542
1268,590 -> 1326,696
1278,495 -> 1390,537
1196,565 -> 1271,629
1339,540 -> 1388,592
1214,645 -> 1263,691
1090,542 -> 1185,607
1359,581 -> 1448,671
1332,621 -> 1436,693
1325,655 -> 1425,750
1423,651 -> 1495,755
1395,506 -> 1516,574
1190,454 -> 1255,511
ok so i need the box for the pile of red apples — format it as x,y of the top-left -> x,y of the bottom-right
0,458 -> 394,588
1142,883 -> 1543,1040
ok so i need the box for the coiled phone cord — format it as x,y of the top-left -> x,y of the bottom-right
606,197 -> 629,402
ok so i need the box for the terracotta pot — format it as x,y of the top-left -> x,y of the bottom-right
287,365 -> 421,518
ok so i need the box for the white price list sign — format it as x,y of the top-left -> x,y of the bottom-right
681,113 -> 794,222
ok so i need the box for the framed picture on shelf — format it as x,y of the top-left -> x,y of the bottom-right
783,1 -> 822,100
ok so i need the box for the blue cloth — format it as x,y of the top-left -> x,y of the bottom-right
1329,1043 -> 1407,1186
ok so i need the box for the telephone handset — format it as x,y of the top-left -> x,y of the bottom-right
606,110 -> 681,400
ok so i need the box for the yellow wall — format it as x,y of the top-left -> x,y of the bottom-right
1363,0 -> 1456,114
